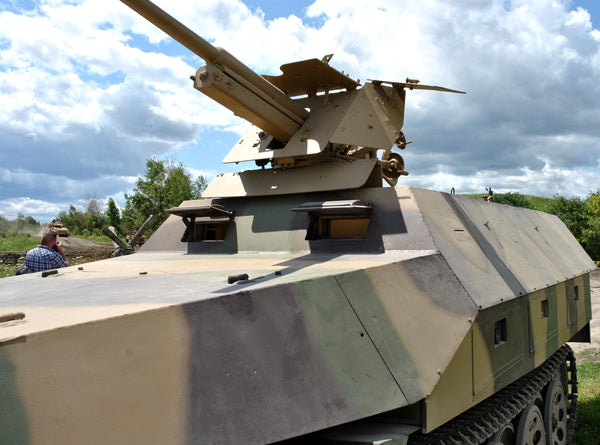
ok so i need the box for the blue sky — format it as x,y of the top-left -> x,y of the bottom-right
0,0 -> 599,222
244,0 -> 311,20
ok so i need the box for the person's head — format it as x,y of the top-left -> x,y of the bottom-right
41,231 -> 58,247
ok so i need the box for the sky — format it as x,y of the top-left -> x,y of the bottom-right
0,0 -> 599,222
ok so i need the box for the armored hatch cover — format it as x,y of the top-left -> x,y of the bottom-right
263,58 -> 360,96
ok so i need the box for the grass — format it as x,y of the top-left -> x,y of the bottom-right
0,232 -> 113,278
527,195 -> 554,212
573,349 -> 600,445
0,262 -> 20,278
0,232 -> 112,251
462,193 -> 554,212
0,254 -> 100,278
0,233 -> 39,278
0,232 -> 39,251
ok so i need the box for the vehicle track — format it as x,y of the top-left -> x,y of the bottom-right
409,345 -> 576,445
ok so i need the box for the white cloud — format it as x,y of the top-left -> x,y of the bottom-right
0,0 -> 599,223
407,164 -> 600,198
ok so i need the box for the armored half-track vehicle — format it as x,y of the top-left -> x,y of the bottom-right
0,1 -> 594,444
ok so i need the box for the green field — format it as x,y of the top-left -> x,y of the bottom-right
462,193 -> 554,212
0,233 -> 38,278
573,349 -> 600,445
0,262 -> 22,278
0,232 -> 112,278
0,232 -> 39,252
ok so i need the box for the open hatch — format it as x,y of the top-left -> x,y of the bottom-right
291,200 -> 373,240
165,205 -> 234,242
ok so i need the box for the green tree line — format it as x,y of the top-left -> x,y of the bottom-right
2,165 -> 599,260
57,158 -> 206,237
0,213 -> 43,235
0,158 -> 206,240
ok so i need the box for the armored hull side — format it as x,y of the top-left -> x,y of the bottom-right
0,186 -> 593,444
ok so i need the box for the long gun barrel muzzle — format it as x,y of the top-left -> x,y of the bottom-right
120,0 -> 308,142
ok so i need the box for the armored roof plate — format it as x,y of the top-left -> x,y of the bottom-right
263,58 -> 360,96
203,158 -> 377,197
165,204 -> 233,218
0,250 -> 437,340
291,200 -> 373,214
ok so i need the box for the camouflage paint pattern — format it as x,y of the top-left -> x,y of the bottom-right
0,186 -> 593,444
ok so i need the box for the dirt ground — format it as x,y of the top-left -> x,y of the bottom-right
0,236 -> 114,266
57,236 -> 115,261
569,267 -> 600,353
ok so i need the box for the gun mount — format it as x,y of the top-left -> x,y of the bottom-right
102,214 -> 154,256
120,0 -> 464,197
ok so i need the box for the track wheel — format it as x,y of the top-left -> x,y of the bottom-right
544,379 -> 567,445
487,422 -> 515,444
516,404 -> 546,445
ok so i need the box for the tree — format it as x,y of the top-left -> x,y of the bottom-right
586,189 -> 600,219
0,214 -> 41,234
122,158 -> 206,234
0,215 -> 9,233
492,192 -> 534,209
192,176 -> 208,199
547,195 -> 588,241
58,205 -> 85,232
85,195 -> 108,234
583,189 -> 600,260
546,192 -> 600,260
106,198 -> 122,234
55,197 -> 108,236
15,213 -> 26,232
581,217 -> 600,260
24,215 -> 39,226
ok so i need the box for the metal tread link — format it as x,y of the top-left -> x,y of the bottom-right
408,345 -> 578,445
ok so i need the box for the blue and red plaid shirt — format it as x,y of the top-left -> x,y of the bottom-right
25,244 -> 69,272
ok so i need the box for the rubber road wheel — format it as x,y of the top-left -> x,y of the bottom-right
516,404 -> 546,445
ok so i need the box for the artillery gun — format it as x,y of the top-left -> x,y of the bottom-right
119,0 -> 466,196
102,214 -> 154,257
0,1 -> 594,444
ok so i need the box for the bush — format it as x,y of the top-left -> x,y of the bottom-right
492,192 -> 534,209
547,195 -> 588,241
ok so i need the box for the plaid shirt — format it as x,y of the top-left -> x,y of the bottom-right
25,244 -> 69,272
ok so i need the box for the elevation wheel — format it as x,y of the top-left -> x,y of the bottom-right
544,379 -> 568,445
516,404 -> 546,445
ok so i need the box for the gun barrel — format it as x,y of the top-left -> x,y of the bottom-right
121,0 -> 219,62
120,0 -> 308,142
